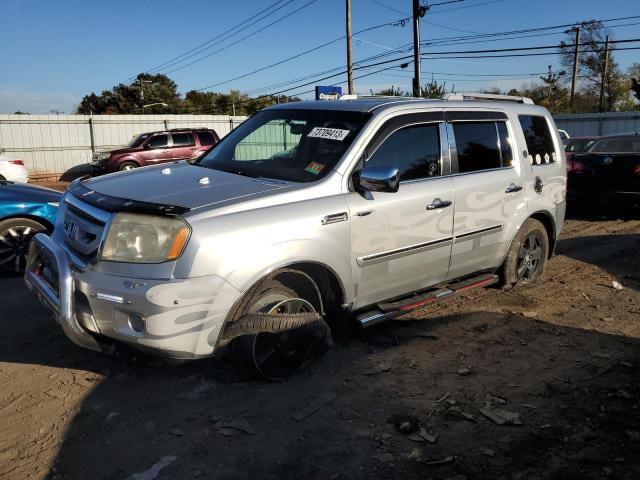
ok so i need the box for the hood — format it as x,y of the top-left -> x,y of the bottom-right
0,181 -> 62,204
79,162 -> 293,210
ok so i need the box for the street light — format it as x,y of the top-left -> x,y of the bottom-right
142,102 -> 168,109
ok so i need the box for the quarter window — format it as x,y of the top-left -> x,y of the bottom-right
366,124 -> 441,181
146,134 -> 169,149
171,132 -> 194,147
453,122 -> 509,173
197,131 -> 216,146
519,115 -> 556,164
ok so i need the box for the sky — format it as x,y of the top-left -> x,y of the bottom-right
0,0 -> 638,113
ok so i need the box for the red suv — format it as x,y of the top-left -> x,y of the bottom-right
90,128 -> 220,173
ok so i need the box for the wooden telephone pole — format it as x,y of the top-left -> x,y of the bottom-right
569,26 -> 581,107
346,0 -> 354,94
598,35 -> 610,112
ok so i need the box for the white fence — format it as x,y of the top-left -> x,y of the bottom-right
0,114 -> 247,178
554,111 -> 640,137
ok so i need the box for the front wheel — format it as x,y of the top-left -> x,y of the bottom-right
224,273 -> 330,380
0,218 -> 48,275
118,161 -> 139,171
500,218 -> 549,287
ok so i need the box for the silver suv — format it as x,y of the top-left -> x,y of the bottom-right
25,94 -> 566,377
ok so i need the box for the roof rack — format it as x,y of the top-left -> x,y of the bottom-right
443,92 -> 535,104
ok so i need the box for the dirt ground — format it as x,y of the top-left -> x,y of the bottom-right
1,209 -> 639,480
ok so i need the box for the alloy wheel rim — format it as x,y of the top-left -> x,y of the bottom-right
251,297 -> 316,380
0,226 -> 37,273
516,233 -> 542,283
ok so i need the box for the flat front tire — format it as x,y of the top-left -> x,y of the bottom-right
224,274 -> 330,380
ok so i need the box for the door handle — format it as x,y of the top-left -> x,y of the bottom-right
426,198 -> 452,210
505,183 -> 524,193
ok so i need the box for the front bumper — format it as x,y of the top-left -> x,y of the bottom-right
24,233 -> 114,353
24,233 -> 242,359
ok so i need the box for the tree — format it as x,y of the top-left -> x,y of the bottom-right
420,80 -> 453,99
629,63 -> 640,105
371,85 -> 406,96
559,21 -> 628,112
76,73 -> 182,114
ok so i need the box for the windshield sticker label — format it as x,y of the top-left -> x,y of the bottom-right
304,162 -> 325,175
307,127 -> 350,141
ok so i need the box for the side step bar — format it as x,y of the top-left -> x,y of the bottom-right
355,273 -> 498,329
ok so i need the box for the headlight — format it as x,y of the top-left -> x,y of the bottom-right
97,152 -> 111,161
101,213 -> 190,263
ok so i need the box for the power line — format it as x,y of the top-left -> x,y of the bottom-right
162,0 -> 320,76
132,0 -> 295,79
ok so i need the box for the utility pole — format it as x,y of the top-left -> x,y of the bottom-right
598,35 -> 610,112
569,26 -> 580,107
346,0 -> 354,94
412,0 -> 422,97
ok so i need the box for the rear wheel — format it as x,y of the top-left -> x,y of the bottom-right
500,218 -> 549,287
118,161 -> 139,171
0,218 -> 47,275
224,273 -> 330,380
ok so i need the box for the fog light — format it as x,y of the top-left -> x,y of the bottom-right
128,312 -> 145,332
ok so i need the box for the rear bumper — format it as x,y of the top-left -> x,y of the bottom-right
24,233 -> 242,359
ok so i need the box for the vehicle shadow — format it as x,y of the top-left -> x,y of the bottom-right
555,232 -> 640,292
2,275 -> 640,480
566,202 -> 640,222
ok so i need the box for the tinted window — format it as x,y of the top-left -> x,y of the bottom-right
564,138 -> 596,153
126,134 -> 149,148
590,137 -> 640,153
198,131 -> 216,146
453,122 -> 502,173
367,124 -> 441,181
146,134 -> 168,149
171,132 -> 194,147
519,115 -> 556,164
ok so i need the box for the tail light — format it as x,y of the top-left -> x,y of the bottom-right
8,159 -> 24,166
634,164 -> 640,175
572,159 -> 584,173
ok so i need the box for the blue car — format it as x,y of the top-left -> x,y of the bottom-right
0,180 -> 61,275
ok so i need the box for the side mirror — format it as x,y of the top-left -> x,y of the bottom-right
354,165 -> 400,193
142,143 -> 151,150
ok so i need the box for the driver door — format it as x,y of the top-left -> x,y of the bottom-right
346,113 -> 455,309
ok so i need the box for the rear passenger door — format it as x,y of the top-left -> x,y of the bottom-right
347,112 -> 455,309
446,111 -> 527,279
169,132 -> 197,161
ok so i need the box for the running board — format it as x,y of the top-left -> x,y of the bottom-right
355,273 -> 498,328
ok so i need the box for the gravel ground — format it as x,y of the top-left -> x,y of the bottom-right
1,212 -> 639,480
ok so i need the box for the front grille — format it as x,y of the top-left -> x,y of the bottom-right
62,195 -> 111,265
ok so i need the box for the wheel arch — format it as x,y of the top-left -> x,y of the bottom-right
529,210 -> 556,258
222,261 -> 347,331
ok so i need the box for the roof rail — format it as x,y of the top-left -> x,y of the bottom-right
443,92 -> 535,104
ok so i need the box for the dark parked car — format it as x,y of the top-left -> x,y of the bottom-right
0,180 -> 60,275
568,132 -> 640,205
564,136 -> 599,173
90,128 -> 220,173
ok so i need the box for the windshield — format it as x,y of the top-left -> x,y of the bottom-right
564,138 -> 596,153
126,134 -> 150,149
589,137 -> 640,153
197,109 -> 371,182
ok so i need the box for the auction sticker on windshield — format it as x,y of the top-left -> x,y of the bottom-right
307,127 -> 350,141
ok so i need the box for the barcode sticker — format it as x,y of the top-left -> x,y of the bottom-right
307,127 -> 350,141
